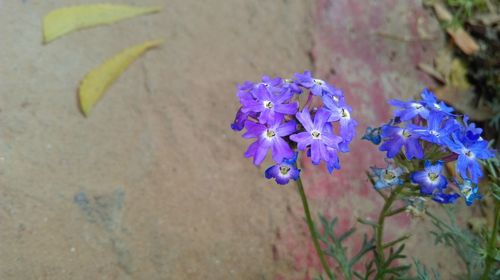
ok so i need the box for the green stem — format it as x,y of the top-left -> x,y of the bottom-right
296,176 -> 334,280
480,200 -> 500,280
374,185 -> 404,279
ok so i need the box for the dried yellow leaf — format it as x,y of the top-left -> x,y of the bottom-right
79,40 -> 163,117
43,4 -> 161,43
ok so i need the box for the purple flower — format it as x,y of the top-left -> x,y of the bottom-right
242,118 -> 297,166
388,99 -> 430,121
324,98 -> 357,141
294,71 -> 335,96
370,164 -> 405,189
379,125 -> 424,159
231,107 -> 254,131
326,147 -> 341,173
281,78 -> 303,95
445,134 -> 494,183
265,153 -> 301,185
240,85 -> 298,124
411,161 -> 448,195
421,89 -> 454,115
290,108 -> 342,165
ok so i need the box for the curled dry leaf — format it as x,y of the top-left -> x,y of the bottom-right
79,40 -> 163,117
432,3 -> 480,55
43,4 -> 161,43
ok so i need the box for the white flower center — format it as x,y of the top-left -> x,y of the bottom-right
313,79 -> 324,85
411,103 -> 423,110
263,100 -> 274,109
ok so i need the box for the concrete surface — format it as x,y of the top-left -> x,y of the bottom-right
0,0 -> 468,279
0,1 -> 312,279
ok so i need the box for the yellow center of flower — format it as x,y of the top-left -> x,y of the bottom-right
266,129 -> 276,138
428,172 -> 439,181
341,108 -> 349,118
279,165 -> 291,175
383,170 -> 396,181
314,79 -> 324,85
311,130 -> 321,139
402,129 -> 411,138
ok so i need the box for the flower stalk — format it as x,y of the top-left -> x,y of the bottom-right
374,184 -> 405,279
480,199 -> 499,280
296,176 -> 334,280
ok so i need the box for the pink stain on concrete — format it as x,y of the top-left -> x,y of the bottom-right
274,1 -> 444,278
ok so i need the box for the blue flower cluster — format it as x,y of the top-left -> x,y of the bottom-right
231,71 -> 357,184
364,89 -> 495,205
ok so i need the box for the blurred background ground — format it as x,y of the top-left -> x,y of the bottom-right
0,0 -> 474,279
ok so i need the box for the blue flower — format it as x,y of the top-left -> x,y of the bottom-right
265,153 -> 301,185
290,108 -> 343,165
388,99 -> 430,121
444,133 -> 494,183
462,115 -> 483,143
411,161 -> 448,195
408,112 -> 458,145
362,126 -> 382,145
421,88 -> 454,115
370,164 -> 405,189
456,179 -> 482,206
379,125 -> 424,160
432,192 -> 460,204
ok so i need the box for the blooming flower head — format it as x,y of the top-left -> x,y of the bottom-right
242,117 -> 296,166
379,125 -> 423,160
290,108 -> 343,165
388,99 -> 429,121
408,112 -> 458,145
411,161 -> 448,195
370,164 -> 405,189
232,71 -> 357,185
421,88 -> 454,115
324,96 -> 357,141
265,153 -> 301,185
294,70 -> 337,97
445,133 -> 494,183
456,179 -> 482,206
240,85 -> 298,124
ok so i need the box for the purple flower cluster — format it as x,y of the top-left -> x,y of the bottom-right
364,89 -> 495,205
232,71 -> 357,185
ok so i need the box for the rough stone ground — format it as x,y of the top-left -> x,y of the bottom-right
0,0 -> 468,279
